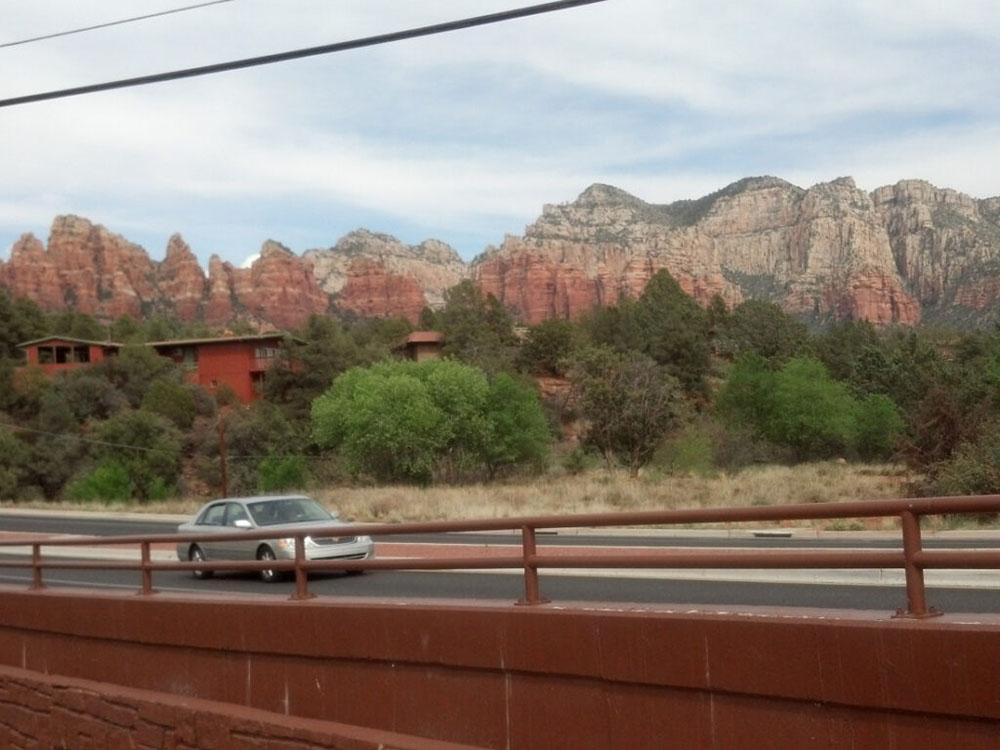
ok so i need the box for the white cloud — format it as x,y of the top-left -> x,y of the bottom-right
2,0 -> 999,263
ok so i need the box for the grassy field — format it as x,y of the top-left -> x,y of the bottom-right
3,461 -> 966,531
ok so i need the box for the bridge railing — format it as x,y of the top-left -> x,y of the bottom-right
1,495 -> 998,617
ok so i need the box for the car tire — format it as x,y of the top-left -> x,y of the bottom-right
257,546 -> 281,583
189,545 -> 213,580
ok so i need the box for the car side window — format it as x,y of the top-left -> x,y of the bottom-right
225,503 -> 251,527
199,504 -> 226,526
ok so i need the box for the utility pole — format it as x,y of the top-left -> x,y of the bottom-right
218,416 -> 229,497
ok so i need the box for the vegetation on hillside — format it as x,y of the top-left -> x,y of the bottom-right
1,269 -> 1000,505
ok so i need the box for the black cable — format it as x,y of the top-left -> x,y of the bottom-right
0,0 -> 608,109
0,0 -> 238,50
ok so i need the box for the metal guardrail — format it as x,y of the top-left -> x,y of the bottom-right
1,495 -> 999,617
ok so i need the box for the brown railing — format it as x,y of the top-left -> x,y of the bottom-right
2,495 -> 999,618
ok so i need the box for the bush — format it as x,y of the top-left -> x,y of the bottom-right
312,359 -> 550,483
92,410 -> 181,501
930,427 -> 1000,496
258,454 -> 309,492
141,377 -> 197,429
66,461 -> 134,504
717,355 -> 899,461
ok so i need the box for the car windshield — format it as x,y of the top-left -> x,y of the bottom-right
246,498 -> 333,526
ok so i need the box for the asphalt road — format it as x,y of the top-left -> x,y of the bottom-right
0,563 -> 996,613
2,513 -> 999,549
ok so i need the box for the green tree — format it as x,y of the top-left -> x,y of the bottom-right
0,429 -> 29,500
0,290 -> 47,359
719,299 -> 810,364
97,344 -> 177,407
312,359 -> 549,483
431,280 -> 518,374
92,410 -> 182,501
141,377 -> 198,429
718,356 -> 873,460
930,424 -> 1000,496
517,319 -> 585,376
313,365 -> 447,483
569,347 -> 685,476
257,454 -> 309,492
855,394 -> 904,460
480,374 -> 551,477
66,461 -> 134,503
587,270 -> 711,393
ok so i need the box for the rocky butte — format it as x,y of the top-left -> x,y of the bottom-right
1,176 -> 998,329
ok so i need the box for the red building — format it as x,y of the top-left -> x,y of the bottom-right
17,332 -> 294,404
18,336 -> 122,376
397,331 -> 445,362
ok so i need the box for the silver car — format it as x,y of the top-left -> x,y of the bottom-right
176,495 -> 375,582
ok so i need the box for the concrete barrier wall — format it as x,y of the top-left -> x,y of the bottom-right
0,663 -> 476,749
0,589 -> 998,749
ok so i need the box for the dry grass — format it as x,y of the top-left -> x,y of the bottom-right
7,462 -> 974,531
308,462 -> 914,530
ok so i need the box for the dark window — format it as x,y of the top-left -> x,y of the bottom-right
74,346 -> 90,363
55,346 -> 71,364
197,503 -> 226,526
37,347 -> 54,364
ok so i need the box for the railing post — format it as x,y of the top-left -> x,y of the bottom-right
29,543 -> 44,591
139,541 -> 155,596
895,510 -> 941,619
516,526 -> 549,606
290,536 -> 315,601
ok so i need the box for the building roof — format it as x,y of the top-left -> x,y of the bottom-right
146,332 -> 301,348
404,331 -> 445,345
18,331 -> 301,350
17,336 -> 122,349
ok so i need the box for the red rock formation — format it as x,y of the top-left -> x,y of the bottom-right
335,258 -> 428,323
231,241 -> 329,329
0,217 -> 157,320
155,234 -> 205,320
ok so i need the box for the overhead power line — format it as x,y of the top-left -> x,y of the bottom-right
0,0 -> 607,109
0,0 -> 238,50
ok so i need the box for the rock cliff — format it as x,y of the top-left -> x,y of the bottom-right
2,176 -> 999,330
472,177 -> 934,325
305,229 -> 465,322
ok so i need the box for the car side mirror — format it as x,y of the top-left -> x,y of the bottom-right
233,519 -> 253,529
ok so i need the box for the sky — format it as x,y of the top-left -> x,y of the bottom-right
2,0 -> 1000,267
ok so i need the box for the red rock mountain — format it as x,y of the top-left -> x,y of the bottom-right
2,177 -> 999,329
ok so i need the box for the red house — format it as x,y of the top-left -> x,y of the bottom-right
397,331 -> 445,362
18,336 -> 122,376
18,332 -> 295,404
147,333 -> 292,403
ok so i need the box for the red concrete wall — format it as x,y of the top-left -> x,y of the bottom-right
0,590 -> 998,749
0,664 -> 474,749
194,341 -> 257,402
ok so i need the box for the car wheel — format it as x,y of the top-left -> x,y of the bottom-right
189,545 -> 213,580
257,546 -> 281,583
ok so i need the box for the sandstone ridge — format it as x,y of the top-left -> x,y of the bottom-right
2,176 -> 999,329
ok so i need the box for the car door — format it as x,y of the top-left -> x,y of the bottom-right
221,502 -> 255,560
196,502 -> 227,558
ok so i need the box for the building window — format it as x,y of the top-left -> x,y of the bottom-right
74,346 -> 90,363
38,347 -> 54,364
254,345 -> 280,360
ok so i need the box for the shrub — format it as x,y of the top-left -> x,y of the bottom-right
67,461 -> 134,504
141,377 -> 197,429
930,427 -> 1000,496
312,359 -> 550,483
258,454 -> 309,492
